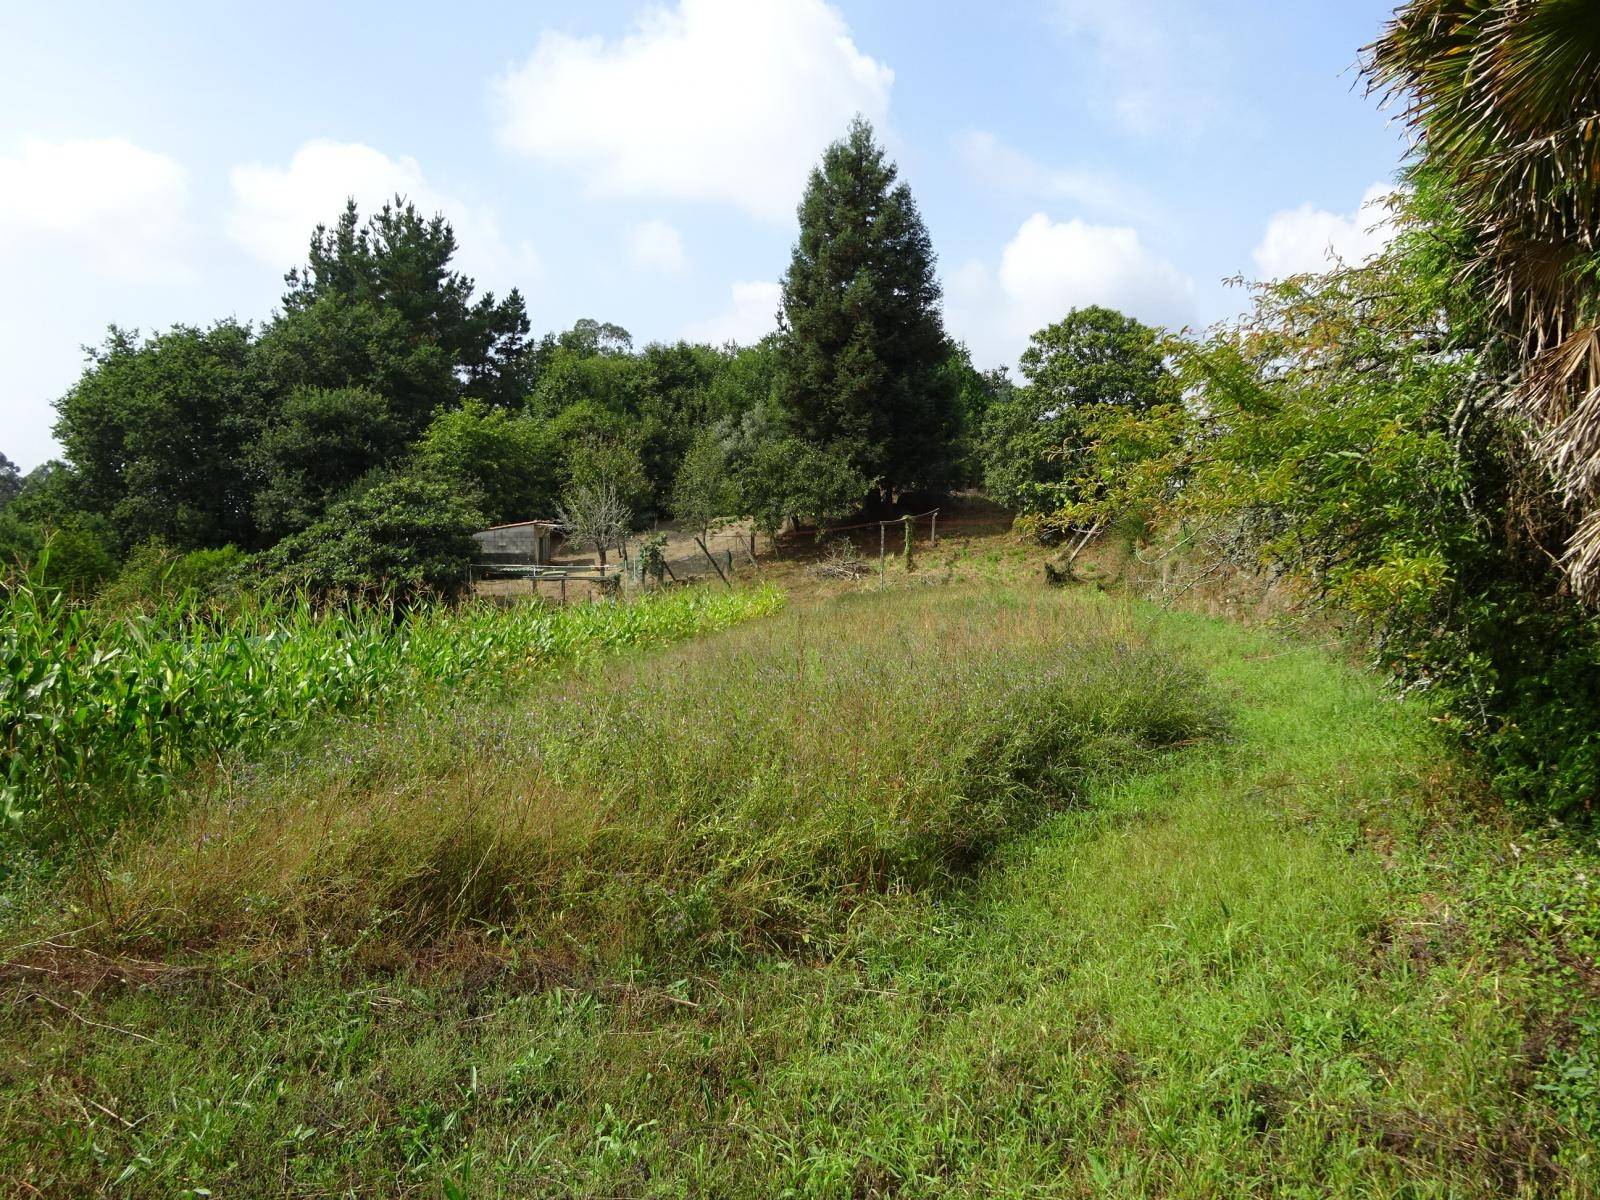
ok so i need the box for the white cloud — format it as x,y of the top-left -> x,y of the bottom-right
1052,0 -> 1224,137
227,139 -> 538,290
628,218 -> 688,274
0,137 -> 192,279
682,280 -> 781,346
1253,183 -> 1398,279
492,0 -> 893,221
955,130 -> 1162,227
946,213 -> 1196,369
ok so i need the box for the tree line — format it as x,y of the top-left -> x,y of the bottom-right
1007,1 -> 1600,819
0,119 -> 1006,599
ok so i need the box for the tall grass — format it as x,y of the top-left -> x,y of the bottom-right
0,580 -> 782,865
88,588 -> 1222,963
5,585 -> 1596,1197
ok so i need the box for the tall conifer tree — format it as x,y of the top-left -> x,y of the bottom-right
776,118 -> 959,495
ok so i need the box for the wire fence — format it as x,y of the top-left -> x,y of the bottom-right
791,510 -> 955,582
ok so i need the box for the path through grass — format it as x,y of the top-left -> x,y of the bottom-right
2,585 -> 1596,1197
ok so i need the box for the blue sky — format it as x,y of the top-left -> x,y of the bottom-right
1,0 -> 1407,469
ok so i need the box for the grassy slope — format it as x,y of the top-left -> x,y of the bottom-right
3,581 -> 1598,1197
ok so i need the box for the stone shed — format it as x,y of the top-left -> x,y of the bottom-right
472,519 -> 557,565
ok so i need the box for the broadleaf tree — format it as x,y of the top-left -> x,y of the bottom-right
982,306 -> 1179,523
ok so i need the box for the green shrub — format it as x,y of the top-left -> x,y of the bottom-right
260,472 -> 484,601
97,542 -> 248,612
1055,176 -> 1600,818
413,400 -> 558,526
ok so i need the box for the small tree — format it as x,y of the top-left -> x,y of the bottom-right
249,385 -> 404,540
556,478 -> 632,570
413,400 -> 557,525
982,306 -> 1179,525
742,438 -> 869,544
672,427 -> 739,541
261,472 -> 484,601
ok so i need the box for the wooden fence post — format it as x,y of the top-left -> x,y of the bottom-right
560,575 -> 567,606
903,514 -> 914,572
879,521 -> 887,583
931,511 -> 938,545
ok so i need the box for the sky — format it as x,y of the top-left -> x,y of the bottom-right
0,0 -> 1410,470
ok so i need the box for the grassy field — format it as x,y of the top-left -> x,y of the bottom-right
0,580 -> 782,866
3,568 -> 1598,1196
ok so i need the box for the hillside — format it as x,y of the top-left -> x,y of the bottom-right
4,557 -> 1597,1196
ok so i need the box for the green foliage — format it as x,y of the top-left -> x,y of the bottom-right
54,322 -> 267,552
0,453 -> 19,510
282,198 -> 532,415
1061,179 -> 1600,815
3,460 -> 83,529
636,340 -> 742,499
261,473 -> 484,602
1019,305 -> 1179,413
51,200 -> 533,562
980,392 -> 1073,518
0,576 -> 782,864
720,409 -> 869,536
554,318 -> 633,358
776,117 -> 961,494
939,344 -> 1007,486
671,426 -> 738,536
636,533 -> 668,583
32,191 -> 812,590
563,434 -> 652,524
95,542 -> 247,613
413,400 -> 557,525
0,462 -> 118,596
252,293 -> 457,446
248,386 -> 403,539
983,307 -> 1177,523
23,528 -> 116,598
1367,0 -> 1600,599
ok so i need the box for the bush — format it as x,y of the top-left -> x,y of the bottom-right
1056,176 -> 1600,817
248,386 -> 404,539
97,542 -> 247,612
0,524 -> 115,598
261,472 -> 484,601
981,306 -> 1177,524
413,400 -> 558,525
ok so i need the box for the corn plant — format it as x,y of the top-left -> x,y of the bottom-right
1,578 -> 782,867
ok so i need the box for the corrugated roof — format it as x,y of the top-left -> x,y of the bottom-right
477,520 -> 560,532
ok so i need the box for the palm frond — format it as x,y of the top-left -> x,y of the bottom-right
1365,0 -> 1600,600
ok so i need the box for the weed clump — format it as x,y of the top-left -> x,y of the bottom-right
92,587 -> 1221,964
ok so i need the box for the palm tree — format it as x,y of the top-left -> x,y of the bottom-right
1366,0 -> 1600,597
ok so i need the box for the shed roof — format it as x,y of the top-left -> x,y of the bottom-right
477,519 -> 559,532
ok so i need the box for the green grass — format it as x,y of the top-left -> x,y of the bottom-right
2,582 -> 1597,1197
33,587 -> 1217,964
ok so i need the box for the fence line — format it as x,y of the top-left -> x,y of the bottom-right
799,509 -> 942,539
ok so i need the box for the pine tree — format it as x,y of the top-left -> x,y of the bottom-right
776,118 -> 959,496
